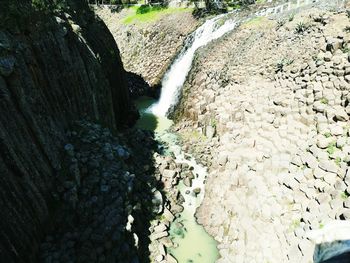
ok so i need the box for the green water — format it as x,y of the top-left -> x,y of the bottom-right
134,96 -> 173,133
134,96 -> 219,263
168,210 -> 220,263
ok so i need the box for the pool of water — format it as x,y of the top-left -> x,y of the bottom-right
168,209 -> 220,263
134,96 -> 219,263
135,96 -> 173,133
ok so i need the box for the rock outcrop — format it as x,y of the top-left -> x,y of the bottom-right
176,3 -> 350,262
0,1 -> 136,262
96,7 -> 200,89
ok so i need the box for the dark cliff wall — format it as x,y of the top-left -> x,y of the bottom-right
0,1 -> 135,261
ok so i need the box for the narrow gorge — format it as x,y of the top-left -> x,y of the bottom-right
2,0 -> 350,263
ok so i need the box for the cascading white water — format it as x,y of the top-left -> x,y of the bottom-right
149,0 -> 331,117
149,13 -> 238,117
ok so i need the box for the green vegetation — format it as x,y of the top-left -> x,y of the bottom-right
276,58 -> 294,73
341,191 -> 350,200
320,97 -> 329,104
227,4 -> 241,10
324,132 -> 332,138
342,46 -> 350,54
335,157 -> 342,167
123,5 -> 192,24
210,118 -> 217,128
346,10 -> 350,19
344,26 -> 350,33
294,22 -> 309,34
289,13 -> 295,22
327,141 -> 337,155
32,0 -> 68,11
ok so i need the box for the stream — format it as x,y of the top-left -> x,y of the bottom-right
135,96 -> 219,263
134,10 -> 242,262
133,1 -> 332,262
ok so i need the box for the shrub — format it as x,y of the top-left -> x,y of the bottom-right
276,19 -> 285,30
289,13 -> 295,22
275,58 -> 294,73
136,4 -> 164,14
32,0 -> 67,12
294,22 -> 309,34
342,46 -> 350,53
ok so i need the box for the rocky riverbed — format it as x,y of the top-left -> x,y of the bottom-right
175,2 -> 350,262
37,115 -> 219,263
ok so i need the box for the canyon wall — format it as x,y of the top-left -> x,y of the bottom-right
95,7 -> 199,92
0,1 -> 135,261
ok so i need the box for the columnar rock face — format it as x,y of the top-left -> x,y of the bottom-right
96,7 -> 200,88
176,5 -> 350,263
0,1 -> 135,262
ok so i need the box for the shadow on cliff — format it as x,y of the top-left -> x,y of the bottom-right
123,128 -> 165,263
0,1 -> 156,262
126,71 -> 155,99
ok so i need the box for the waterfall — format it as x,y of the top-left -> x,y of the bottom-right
149,0 -> 335,118
149,13 -> 238,117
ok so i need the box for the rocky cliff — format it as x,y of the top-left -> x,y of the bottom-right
96,7 -> 199,91
0,1 -> 136,262
176,2 -> 350,262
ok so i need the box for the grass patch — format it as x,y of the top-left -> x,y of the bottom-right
243,16 -> 266,26
122,6 -> 192,24
320,97 -> 329,104
324,132 -> 332,138
327,141 -> 337,155
335,157 -> 342,167
341,191 -> 350,200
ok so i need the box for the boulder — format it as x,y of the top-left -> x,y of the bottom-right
152,190 -> 164,214
162,169 -> 177,179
